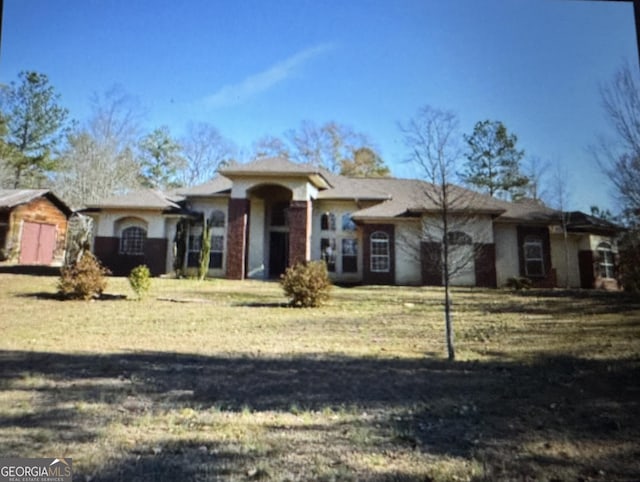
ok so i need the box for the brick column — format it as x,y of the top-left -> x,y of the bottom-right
227,198 -> 250,279
288,200 -> 311,266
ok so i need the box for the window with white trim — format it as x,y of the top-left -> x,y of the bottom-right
370,231 -> 390,272
342,213 -> 356,231
210,234 -> 224,269
187,227 -> 202,267
120,226 -> 146,255
342,238 -> 358,273
597,242 -> 615,279
321,212 -> 336,231
321,238 -> 337,272
210,210 -> 225,228
524,236 -> 545,277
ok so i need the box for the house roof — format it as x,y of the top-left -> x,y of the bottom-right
350,180 -> 507,220
86,189 -> 185,212
0,189 -> 73,216
565,211 -> 620,234
80,158 -> 620,231
491,198 -> 562,224
174,176 -> 233,197
220,157 -> 331,189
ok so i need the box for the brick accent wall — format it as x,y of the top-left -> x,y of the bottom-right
226,198 -> 250,279
474,243 -> 497,288
362,224 -> 395,285
288,200 -> 311,266
94,236 -> 167,276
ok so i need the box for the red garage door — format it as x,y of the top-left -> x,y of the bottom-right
20,222 -> 56,265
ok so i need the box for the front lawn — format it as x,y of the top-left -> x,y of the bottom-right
0,274 -> 638,481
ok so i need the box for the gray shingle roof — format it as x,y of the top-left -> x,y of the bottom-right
81,158 -> 598,227
174,176 -> 233,197
0,189 -> 51,208
87,189 -> 183,211
0,189 -> 72,216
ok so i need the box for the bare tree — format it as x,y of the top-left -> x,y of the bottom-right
286,120 -> 374,173
550,165 -> 572,289
595,62 -> 640,219
53,86 -> 142,206
251,135 -> 290,160
400,105 -> 489,361
523,156 -> 551,203
179,122 -> 236,186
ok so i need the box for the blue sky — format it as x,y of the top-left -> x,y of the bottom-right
1,0 -> 637,211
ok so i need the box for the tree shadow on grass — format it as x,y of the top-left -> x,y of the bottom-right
0,350 -> 638,480
475,289 -> 640,317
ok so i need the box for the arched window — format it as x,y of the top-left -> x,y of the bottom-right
597,242 -> 614,279
524,236 -> 544,277
447,231 -> 472,245
321,212 -> 336,231
342,213 -> 356,231
120,226 -> 146,255
210,210 -> 225,228
370,231 -> 390,272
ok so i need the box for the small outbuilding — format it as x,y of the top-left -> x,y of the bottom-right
0,189 -> 72,266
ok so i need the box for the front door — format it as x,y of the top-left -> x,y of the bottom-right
269,231 -> 289,278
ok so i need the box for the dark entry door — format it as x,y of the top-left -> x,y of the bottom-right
269,232 -> 289,278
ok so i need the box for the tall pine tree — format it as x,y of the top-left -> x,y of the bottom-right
1,71 -> 69,188
461,120 -> 529,200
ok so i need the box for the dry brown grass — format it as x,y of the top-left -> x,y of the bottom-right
0,272 -> 639,481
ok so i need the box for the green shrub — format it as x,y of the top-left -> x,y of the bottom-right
506,277 -> 532,290
58,252 -> 110,300
281,260 -> 332,307
128,265 -> 152,299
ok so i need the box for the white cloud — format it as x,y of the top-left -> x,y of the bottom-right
203,43 -> 334,108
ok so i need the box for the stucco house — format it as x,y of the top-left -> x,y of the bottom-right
84,157 -> 620,289
0,189 -> 72,266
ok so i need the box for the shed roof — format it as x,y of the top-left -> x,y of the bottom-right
0,189 -> 73,216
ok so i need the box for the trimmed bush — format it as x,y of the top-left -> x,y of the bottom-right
281,260 -> 332,307
506,277 -> 532,290
128,264 -> 152,299
58,252 -> 110,300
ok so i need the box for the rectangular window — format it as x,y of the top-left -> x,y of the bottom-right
342,238 -> 358,273
321,238 -> 336,272
371,232 -> 390,273
598,244 -> 614,279
187,234 -> 201,267
209,235 -> 224,269
524,237 -> 544,277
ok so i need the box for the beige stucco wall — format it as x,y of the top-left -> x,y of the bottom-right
231,178 -> 318,201
94,210 -> 165,238
494,224 -> 520,287
247,197 -> 266,279
550,233 -> 581,288
421,214 -> 494,286
395,221 -> 422,285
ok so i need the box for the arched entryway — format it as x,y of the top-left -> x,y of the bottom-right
248,184 -> 293,278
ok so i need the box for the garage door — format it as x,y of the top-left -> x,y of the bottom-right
20,222 -> 57,265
